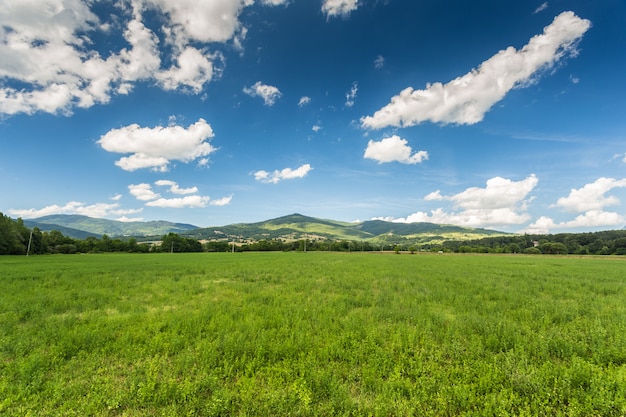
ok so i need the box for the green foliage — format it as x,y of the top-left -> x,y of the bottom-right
159,233 -> 203,253
1,253 -> 626,415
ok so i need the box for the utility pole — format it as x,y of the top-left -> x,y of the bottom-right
26,229 -> 33,256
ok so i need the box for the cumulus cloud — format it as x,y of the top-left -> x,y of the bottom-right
129,183 -> 161,201
554,177 -> 626,212
525,177 -> 626,233
8,201 -> 142,219
156,47 -> 222,93
0,0 -> 287,116
210,195 -> 234,206
98,118 -> 217,172
298,96 -> 311,107
146,195 -> 210,208
361,11 -> 591,129
345,82 -> 358,107
378,175 -> 538,228
322,0 -> 359,18
254,164 -> 313,184
243,81 -> 282,106
364,135 -> 428,164
128,180 -> 228,209
526,211 -> 625,234
154,180 -> 198,195
116,216 -> 145,222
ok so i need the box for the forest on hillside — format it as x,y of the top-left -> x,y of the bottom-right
2,212 -> 626,255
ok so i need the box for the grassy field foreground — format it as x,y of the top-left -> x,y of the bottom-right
1,252 -> 626,416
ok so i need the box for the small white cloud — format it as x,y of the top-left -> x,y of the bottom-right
424,190 -> 443,201
378,175 -> 538,228
361,11 -> 591,129
154,180 -> 198,195
364,135 -> 428,165
129,183 -> 161,201
555,178 -> 626,212
298,96 -> 311,107
111,194 -> 123,201
146,195 -> 210,208
98,118 -> 217,172
116,216 -> 145,222
156,47 -> 222,93
345,82 -> 358,107
322,0 -> 359,18
243,81 -> 282,106
569,74 -> 580,84
534,2 -> 548,14
210,195 -> 233,206
253,164 -> 313,184
312,125 -> 322,132
374,55 -> 385,69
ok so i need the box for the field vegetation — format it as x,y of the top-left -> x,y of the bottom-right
1,252 -> 626,416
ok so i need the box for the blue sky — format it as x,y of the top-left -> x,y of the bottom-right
1,0 -> 625,233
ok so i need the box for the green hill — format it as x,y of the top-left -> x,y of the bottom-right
28,215 -> 198,238
186,213 -> 508,245
25,213 -> 508,245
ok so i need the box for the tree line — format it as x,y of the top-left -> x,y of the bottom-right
2,212 -> 626,255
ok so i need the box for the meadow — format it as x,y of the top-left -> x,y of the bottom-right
1,252 -> 625,416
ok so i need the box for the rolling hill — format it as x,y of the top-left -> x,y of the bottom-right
23,213 -> 509,244
185,213 -> 508,245
25,215 -> 198,238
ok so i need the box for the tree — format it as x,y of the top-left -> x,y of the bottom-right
0,213 -> 25,254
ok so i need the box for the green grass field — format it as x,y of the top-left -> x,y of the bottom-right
1,253 -> 626,416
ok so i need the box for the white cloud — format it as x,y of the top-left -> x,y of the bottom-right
534,2 -> 548,14
154,180 -> 198,195
312,125 -> 322,132
345,82 -> 358,107
361,11 -> 591,129
8,201 -> 142,219
210,195 -> 234,206
146,195 -> 210,208
554,178 -> 626,212
111,194 -> 123,201
98,118 -> 217,172
156,47 -> 222,93
116,216 -> 145,222
379,175 -> 538,228
524,177 -> 626,233
129,180 -> 219,208
322,0 -> 359,18
364,135 -> 428,165
254,164 -> 313,184
526,211 -> 625,234
129,183 -> 161,201
374,55 -> 385,69
0,0 -> 286,115
243,81 -> 282,106
298,96 -> 311,107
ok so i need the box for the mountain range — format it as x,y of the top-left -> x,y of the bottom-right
24,215 -> 197,239
23,213 -> 507,245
